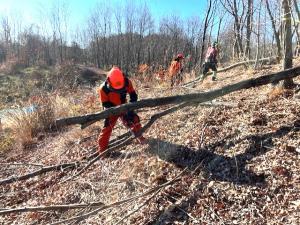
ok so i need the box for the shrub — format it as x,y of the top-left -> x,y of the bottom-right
7,93 -> 77,149
4,92 -> 85,150
6,96 -> 55,149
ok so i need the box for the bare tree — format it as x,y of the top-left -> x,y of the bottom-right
254,2 -> 262,69
292,0 -> 300,56
266,0 -> 282,59
1,16 -> 12,61
114,4 -> 124,67
220,0 -> 247,58
245,0 -> 254,59
282,0 -> 294,88
50,0 -> 69,64
124,2 -> 137,72
136,3 -> 153,66
185,16 -> 202,69
199,0 -> 214,67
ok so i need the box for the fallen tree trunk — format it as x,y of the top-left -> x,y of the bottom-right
56,66 -> 300,128
217,57 -> 277,72
0,101 -> 228,186
183,57 -> 277,87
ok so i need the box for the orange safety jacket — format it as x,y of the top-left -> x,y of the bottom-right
169,60 -> 182,77
98,78 -> 138,108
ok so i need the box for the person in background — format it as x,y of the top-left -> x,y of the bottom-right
200,41 -> 218,81
97,66 -> 145,154
169,53 -> 185,87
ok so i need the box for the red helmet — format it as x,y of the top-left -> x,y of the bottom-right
177,53 -> 184,59
107,67 -> 125,89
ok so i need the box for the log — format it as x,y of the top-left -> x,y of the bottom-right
55,66 -> 300,128
183,57 -> 277,87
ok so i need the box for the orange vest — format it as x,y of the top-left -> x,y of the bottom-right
169,60 -> 182,77
98,78 -> 136,106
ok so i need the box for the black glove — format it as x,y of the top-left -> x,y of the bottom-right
124,111 -> 136,121
129,92 -> 138,102
102,102 -> 115,108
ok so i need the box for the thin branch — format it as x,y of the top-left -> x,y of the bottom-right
0,202 -> 105,215
115,190 -> 160,225
0,162 -> 44,167
49,168 -> 188,225
0,162 -> 80,186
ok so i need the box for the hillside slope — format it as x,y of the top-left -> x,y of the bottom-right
0,61 -> 299,225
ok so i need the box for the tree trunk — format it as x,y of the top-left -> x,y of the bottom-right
233,0 -> 243,57
292,0 -> 300,56
282,0 -> 294,88
266,0 -> 282,59
254,4 -> 262,69
245,0 -> 253,59
199,0 -> 213,70
216,17 -> 223,44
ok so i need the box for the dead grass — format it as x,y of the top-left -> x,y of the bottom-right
0,132 -> 14,153
5,94 -> 77,150
6,98 -> 54,149
268,85 -> 295,100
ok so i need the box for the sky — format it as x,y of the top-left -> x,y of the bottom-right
0,0 -> 208,31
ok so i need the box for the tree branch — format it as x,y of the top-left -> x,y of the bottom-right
0,162 -> 80,186
0,202 -> 105,215
56,64 -> 299,128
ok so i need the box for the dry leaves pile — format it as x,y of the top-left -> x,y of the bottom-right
0,62 -> 300,225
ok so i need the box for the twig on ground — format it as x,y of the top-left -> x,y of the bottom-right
198,124 -> 208,149
0,162 -> 80,186
61,135 -> 134,183
49,168 -> 188,225
115,190 -> 160,225
0,162 -> 44,167
0,202 -> 105,215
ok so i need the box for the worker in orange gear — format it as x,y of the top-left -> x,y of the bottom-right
169,53 -> 184,87
97,66 -> 145,154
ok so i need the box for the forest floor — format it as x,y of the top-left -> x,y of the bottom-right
0,60 -> 299,224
